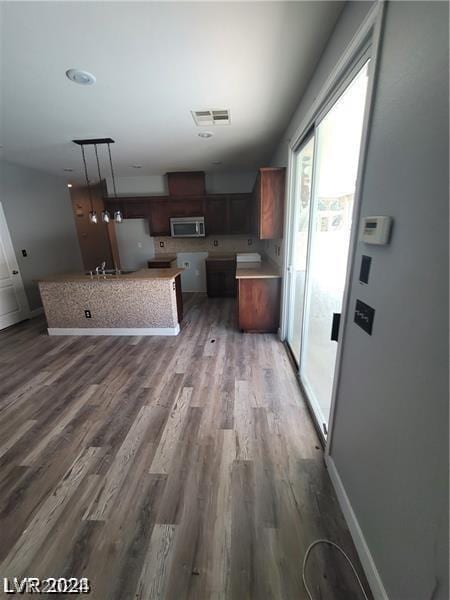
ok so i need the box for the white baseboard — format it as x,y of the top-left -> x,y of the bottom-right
325,455 -> 389,600
47,324 -> 180,336
30,307 -> 44,318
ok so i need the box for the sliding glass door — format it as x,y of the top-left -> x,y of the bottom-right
286,134 -> 315,363
286,61 -> 370,437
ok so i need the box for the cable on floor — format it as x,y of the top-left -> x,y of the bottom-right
302,539 -> 370,600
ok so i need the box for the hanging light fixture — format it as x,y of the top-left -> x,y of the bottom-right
73,137 -> 122,225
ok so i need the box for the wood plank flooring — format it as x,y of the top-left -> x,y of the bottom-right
0,294 -> 372,599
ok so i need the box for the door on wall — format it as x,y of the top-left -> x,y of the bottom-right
0,203 -> 30,329
286,61 -> 370,438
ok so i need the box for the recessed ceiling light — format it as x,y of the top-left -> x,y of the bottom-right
198,132 -> 213,139
66,69 -> 96,85
132,164 -> 142,169
63,168 -> 73,172
67,183 -> 73,188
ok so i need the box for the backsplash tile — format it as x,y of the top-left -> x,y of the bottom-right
153,236 -> 263,254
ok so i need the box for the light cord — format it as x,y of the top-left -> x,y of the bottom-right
302,539 -> 370,600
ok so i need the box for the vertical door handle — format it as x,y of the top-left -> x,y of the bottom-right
331,313 -> 341,342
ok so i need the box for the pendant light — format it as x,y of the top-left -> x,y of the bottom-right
107,142 -> 122,223
80,144 -> 97,224
74,138 -> 122,225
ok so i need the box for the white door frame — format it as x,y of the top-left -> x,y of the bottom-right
280,1 -> 386,447
0,202 -> 30,328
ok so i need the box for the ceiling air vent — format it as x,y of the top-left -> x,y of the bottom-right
191,109 -> 230,126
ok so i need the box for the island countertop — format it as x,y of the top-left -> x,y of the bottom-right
37,267 -> 184,283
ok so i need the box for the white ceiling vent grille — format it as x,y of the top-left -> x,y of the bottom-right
191,109 -> 230,126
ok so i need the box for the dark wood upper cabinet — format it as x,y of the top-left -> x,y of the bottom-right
206,196 -> 228,235
167,171 -> 206,196
169,196 -> 205,218
148,197 -> 170,236
102,169 -> 284,238
254,167 -> 286,239
205,193 -> 253,235
121,197 -> 150,219
229,193 -> 252,234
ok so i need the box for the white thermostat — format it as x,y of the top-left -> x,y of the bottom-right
360,216 -> 393,245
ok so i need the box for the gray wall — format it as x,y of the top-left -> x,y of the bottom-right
0,161 -> 83,310
329,2 -> 449,599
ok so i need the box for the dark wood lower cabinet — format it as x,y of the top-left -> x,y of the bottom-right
237,277 -> 281,332
206,259 -> 236,297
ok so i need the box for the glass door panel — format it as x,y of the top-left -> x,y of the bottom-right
300,61 -> 370,433
286,135 -> 315,363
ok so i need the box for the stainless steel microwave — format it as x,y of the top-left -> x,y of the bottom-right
170,216 -> 205,237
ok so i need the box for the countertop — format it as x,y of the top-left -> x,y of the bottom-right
37,268 -> 184,283
235,261 -> 282,279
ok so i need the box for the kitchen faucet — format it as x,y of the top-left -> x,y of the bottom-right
95,261 -> 106,277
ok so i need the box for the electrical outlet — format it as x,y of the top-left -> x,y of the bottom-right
248,239 -> 252,246
137,241 -> 142,249
159,241 -> 165,248
183,261 -> 190,268
21,249 -> 28,257
84,310 -> 92,319
213,240 -> 218,247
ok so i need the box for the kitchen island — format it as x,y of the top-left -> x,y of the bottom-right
38,268 -> 184,336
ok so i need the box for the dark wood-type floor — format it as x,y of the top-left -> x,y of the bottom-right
0,294 -> 372,599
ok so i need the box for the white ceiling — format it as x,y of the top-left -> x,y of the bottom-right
1,1 -> 344,181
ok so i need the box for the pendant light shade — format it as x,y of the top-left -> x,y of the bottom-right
114,210 -> 122,224
89,210 -> 98,224
101,210 -> 110,223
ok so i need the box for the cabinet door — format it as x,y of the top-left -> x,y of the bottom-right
206,260 -> 236,297
258,168 -> 286,239
167,172 -> 206,196
169,197 -> 205,218
123,199 -> 149,219
206,196 -> 229,234
229,194 -> 252,234
149,199 -> 170,236
238,278 -> 281,332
